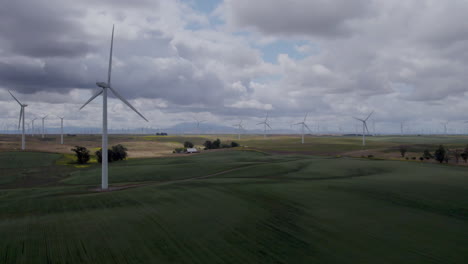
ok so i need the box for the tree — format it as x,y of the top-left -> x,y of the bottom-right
422,149 -> 433,160
399,145 -> 408,157
231,141 -> 239,147
71,146 -> 90,164
184,141 -> 194,148
434,145 -> 446,163
96,148 -> 114,163
111,144 -> 128,161
203,140 -> 212,150
212,138 -> 221,149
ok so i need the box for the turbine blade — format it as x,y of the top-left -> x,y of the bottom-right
109,87 -> 148,122
266,123 -> 272,129
365,111 -> 374,121
256,122 -> 264,125
304,123 -> 313,133
364,122 -> 370,134
108,25 -> 114,86
80,89 -> 103,110
353,117 -> 364,122
18,107 -> 23,129
8,90 -> 22,105
304,112 -> 308,122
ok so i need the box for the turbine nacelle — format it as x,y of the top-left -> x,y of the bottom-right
97,82 -> 109,89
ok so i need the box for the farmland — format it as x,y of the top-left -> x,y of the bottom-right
0,135 -> 467,263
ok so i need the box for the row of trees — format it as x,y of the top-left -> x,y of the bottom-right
204,139 -> 239,150
399,144 -> 468,164
71,144 -> 128,164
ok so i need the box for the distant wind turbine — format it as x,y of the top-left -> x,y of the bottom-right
257,112 -> 271,139
79,25 -> 148,190
193,117 -> 205,134
8,90 -> 27,150
442,121 -> 448,135
57,116 -> 65,144
41,115 -> 48,138
353,111 -> 374,146
293,112 -> 312,144
30,118 -> 37,136
233,120 -> 245,140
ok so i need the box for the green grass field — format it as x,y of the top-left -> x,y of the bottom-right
0,148 -> 467,263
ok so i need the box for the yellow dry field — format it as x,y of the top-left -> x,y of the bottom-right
0,134 -> 178,158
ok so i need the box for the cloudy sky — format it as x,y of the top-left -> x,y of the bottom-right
1,0 -> 468,134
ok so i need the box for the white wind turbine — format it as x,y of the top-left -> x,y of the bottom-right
293,112 -> 312,144
8,91 -> 27,150
30,118 -> 37,136
41,115 -> 48,138
56,116 -> 65,144
233,120 -> 245,140
257,112 -> 271,139
442,121 -> 448,135
353,111 -> 374,146
80,25 -> 148,190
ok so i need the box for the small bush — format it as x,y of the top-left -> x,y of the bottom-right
71,146 -> 90,164
173,148 -> 184,153
419,157 -> 424,161
411,157 -> 416,160
367,155 -> 374,158
231,141 -> 240,147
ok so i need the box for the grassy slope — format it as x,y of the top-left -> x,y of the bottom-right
0,151 -> 467,263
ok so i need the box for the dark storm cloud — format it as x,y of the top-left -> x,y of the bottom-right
0,0 -> 94,58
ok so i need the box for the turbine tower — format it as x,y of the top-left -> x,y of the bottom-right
233,120 -> 245,140
256,112 -> 271,139
353,111 -> 374,146
293,112 -> 312,144
30,118 -> 37,136
8,91 -> 27,150
41,115 -> 48,138
57,116 -> 64,144
80,25 -> 148,190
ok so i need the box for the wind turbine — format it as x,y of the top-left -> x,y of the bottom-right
8,91 -> 27,150
257,112 -> 271,139
400,121 -> 404,136
57,116 -> 65,144
293,112 -> 312,144
442,121 -> 448,135
353,111 -> 374,146
193,117 -> 205,134
30,118 -> 37,136
233,120 -> 245,140
80,25 -> 148,190
41,115 -> 48,138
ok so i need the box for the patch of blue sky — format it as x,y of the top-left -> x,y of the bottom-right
257,40 -> 319,63
181,0 -> 222,14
